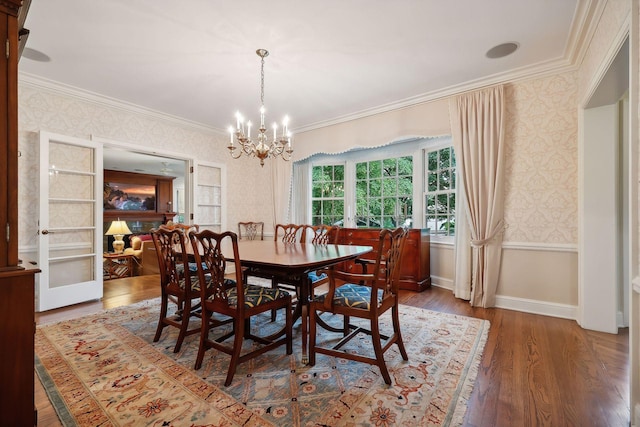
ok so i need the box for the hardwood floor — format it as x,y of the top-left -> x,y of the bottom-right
35,276 -> 630,426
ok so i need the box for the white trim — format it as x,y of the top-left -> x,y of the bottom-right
430,240 -> 577,252
580,14 -> 631,107
295,58 -> 578,133
494,295 -> 577,320
632,276 -> 640,295
430,276 -> 454,290
501,242 -> 578,253
19,73 -> 224,136
431,279 -> 578,320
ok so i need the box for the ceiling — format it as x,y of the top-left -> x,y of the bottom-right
20,0 -> 592,137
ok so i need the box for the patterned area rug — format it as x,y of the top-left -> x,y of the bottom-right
36,297 -> 489,426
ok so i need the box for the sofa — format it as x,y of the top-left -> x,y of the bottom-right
123,234 -> 159,275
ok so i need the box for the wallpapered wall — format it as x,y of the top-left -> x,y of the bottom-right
503,72 -> 578,244
17,82 -> 275,250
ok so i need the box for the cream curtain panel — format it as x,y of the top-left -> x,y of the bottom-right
289,161 -> 310,225
449,85 -> 506,308
270,160 -> 293,227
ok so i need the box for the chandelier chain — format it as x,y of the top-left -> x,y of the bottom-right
260,55 -> 265,107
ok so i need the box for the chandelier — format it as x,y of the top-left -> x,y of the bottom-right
228,49 -> 293,167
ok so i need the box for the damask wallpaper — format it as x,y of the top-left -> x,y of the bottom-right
17,82 -> 274,249
503,71 -> 578,244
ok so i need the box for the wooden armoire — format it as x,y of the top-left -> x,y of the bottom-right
0,1 -> 39,425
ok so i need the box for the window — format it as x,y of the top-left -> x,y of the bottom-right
424,147 -> 456,236
311,164 -> 344,225
355,156 -> 413,228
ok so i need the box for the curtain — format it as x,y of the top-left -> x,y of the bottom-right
453,187 -> 472,300
449,85 -> 506,308
289,161 -> 310,225
270,159 -> 293,227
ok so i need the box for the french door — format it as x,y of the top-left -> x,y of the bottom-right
37,132 -> 103,311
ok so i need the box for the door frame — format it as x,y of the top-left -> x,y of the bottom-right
92,136 -> 193,227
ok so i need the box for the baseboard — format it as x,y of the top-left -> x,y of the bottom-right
429,277 -> 577,320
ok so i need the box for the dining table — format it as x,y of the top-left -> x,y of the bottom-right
222,239 -> 373,363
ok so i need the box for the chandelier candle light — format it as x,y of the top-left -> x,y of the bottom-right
228,49 -> 293,167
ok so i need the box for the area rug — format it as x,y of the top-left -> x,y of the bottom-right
36,297 -> 490,427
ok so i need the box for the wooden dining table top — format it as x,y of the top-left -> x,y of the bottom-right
222,240 -> 373,272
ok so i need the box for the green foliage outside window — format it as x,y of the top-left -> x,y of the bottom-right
425,147 -> 456,236
355,156 -> 413,228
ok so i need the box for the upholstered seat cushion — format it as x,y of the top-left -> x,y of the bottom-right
177,277 -> 235,292
175,262 -> 207,276
313,283 -> 383,310
223,283 -> 290,308
307,271 -> 327,283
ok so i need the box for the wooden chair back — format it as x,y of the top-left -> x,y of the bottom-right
151,227 -> 192,294
274,223 -> 306,243
306,224 -> 340,244
238,221 -> 264,240
190,230 -> 242,314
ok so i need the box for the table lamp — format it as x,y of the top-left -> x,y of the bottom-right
105,219 -> 132,253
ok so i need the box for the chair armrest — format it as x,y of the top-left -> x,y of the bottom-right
354,258 -> 375,274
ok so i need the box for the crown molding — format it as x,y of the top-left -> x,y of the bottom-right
18,72 -> 226,136
295,56 -> 577,134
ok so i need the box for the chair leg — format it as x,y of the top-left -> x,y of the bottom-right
392,304 -> 408,361
194,306 -> 211,370
225,318 -> 246,386
371,319 -> 391,385
153,293 -> 168,342
173,298 -> 191,353
343,315 -> 350,336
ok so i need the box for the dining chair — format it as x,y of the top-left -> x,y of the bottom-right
151,226 -> 229,353
190,230 -> 293,386
238,221 -> 264,240
308,227 -> 409,385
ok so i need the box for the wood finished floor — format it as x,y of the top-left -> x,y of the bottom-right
34,275 -> 630,426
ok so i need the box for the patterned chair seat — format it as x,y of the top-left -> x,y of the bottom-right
178,276 -> 235,292
308,271 -> 327,283
221,283 -> 290,308
176,262 -> 207,276
313,283 -> 383,310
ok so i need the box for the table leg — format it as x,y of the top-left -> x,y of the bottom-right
299,277 -> 311,365
301,303 -> 308,364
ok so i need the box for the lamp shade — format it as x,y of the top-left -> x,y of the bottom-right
105,220 -> 132,253
105,220 -> 132,236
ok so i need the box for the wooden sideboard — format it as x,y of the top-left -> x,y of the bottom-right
0,1 -> 39,425
337,228 -> 431,292
0,260 -> 39,425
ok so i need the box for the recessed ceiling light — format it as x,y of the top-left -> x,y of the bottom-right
486,42 -> 519,59
22,47 -> 51,62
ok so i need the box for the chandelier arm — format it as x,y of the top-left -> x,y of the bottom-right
228,147 -> 243,159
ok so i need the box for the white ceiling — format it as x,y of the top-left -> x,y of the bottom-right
20,0 -> 591,135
